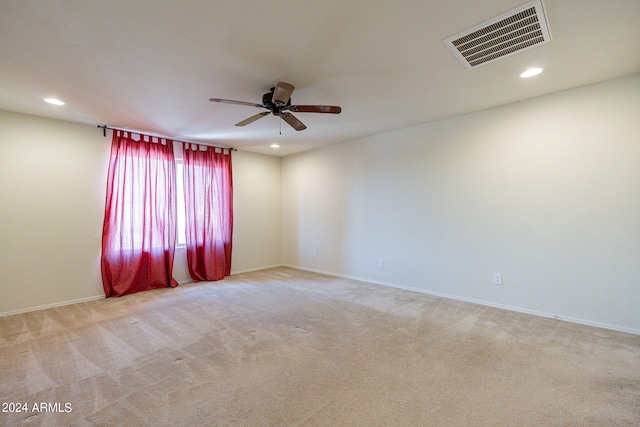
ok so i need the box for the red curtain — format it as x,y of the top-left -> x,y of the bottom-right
182,144 -> 233,281
101,131 -> 178,297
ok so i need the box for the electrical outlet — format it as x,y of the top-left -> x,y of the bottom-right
312,250 -> 317,259
493,273 -> 503,285
378,259 -> 384,268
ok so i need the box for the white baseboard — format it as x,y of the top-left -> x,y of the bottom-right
0,266 -> 284,317
0,294 -> 105,318
6,265 -> 637,336
231,264 -> 285,275
283,264 -> 640,336
176,264 -> 286,285
0,264 -> 285,316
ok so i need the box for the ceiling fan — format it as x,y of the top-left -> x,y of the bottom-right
209,81 -> 341,131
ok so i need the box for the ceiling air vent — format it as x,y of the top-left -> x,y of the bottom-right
444,0 -> 552,70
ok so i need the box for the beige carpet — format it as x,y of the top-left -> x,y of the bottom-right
1,267 -> 639,426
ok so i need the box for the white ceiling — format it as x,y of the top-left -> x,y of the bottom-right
1,1 -> 639,156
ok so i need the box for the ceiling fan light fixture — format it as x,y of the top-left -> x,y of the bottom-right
520,67 -> 544,78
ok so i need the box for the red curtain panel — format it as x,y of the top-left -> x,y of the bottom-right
101,131 -> 178,297
182,144 -> 233,281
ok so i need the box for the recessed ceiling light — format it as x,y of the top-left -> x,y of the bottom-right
520,67 -> 544,78
44,98 -> 65,105
270,144 -> 280,148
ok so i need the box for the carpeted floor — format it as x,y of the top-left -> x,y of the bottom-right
1,267 -> 639,426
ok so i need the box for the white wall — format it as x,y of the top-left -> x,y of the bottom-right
0,111 -> 282,315
282,73 -> 640,334
0,112 -> 109,313
228,150 -> 282,273
3,74 -> 639,333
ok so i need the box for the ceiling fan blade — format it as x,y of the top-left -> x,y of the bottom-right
281,112 -> 307,131
210,98 -> 265,108
289,105 -> 342,114
272,82 -> 295,105
235,112 -> 270,126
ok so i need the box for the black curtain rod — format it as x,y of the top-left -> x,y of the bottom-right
97,125 -> 237,151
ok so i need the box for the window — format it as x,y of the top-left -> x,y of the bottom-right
175,160 -> 186,246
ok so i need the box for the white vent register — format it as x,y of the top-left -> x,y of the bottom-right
444,0 -> 552,70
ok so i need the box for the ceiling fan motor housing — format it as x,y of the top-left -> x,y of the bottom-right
263,89 -> 291,115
